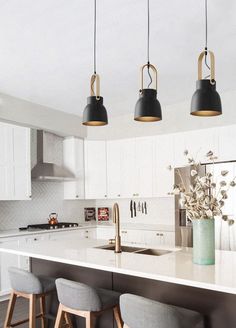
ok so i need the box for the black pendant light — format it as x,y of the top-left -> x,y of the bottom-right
191,0 -> 222,117
82,0 -> 108,126
134,0 -> 162,122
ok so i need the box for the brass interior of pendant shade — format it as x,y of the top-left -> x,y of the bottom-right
191,110 -> 221,117
134,116 -> 161,122
83,120 -> 107,126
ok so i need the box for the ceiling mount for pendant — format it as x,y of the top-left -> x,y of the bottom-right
190,0 -> 222,117
134,0 -> 162,122
82,0 -> 108,126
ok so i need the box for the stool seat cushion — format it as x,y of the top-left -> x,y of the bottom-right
8,267 -> 55,295
120,294 -> 204,328
56,278 -> 120,312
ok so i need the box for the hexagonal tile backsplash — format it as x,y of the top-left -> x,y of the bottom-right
0,181 -> 85,230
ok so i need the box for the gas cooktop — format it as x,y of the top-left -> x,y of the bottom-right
19,222 -> 80,231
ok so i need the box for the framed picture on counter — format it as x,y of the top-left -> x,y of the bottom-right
84,207 -> 96,221
98,207 -> 109,221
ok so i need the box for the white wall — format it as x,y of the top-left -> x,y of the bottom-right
94,198 -> 175,227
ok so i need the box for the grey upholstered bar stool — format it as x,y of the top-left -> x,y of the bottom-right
120,294 -> 205,328
4,267 -> 56,328
55,278 -> 123,328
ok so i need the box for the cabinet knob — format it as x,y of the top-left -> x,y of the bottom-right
156,233 -> 160,236
29,195 -> 32,198
117,194 -> 121,197
76,195 -> 79,198
104,195 -> 107,197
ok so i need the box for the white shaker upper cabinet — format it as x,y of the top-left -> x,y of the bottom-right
135,137 -> 154,198
153,134 -> 174,197
174,128 -> 219,167
107,140 -> 122,199
120,138 -> 136,198
218,125 -> 236,162
108,137 -> 154,199
0,123 -> 14,199
12,126 -> 31,200
63,137 -> 85,200
84,140 -> 107,199
184,128 -> 219,164
0,123 -> 31,200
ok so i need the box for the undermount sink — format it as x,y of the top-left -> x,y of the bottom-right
96,244 -> 172,256
97,245 -> 142,253
135,248 -> 171,256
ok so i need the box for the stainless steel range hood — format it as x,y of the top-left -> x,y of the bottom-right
31,130 -> 75,181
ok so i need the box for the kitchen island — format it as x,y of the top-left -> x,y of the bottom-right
1,238 -> 236,328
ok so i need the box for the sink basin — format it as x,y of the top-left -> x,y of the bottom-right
97,245 -> 143,252
96,245 -> 172,256
135,249 -> 171,256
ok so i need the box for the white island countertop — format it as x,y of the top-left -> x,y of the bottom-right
0,238 -> 235,295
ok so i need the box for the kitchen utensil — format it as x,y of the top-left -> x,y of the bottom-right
138,202 -> 141,211
142,203 -> 144,214
134,201 -> 136,217
130,200 -> 133,218
144,202 -> 147,215
48,213 -> 58,225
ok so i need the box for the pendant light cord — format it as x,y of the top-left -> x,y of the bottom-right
147,0 -> 152,88
204,0 -> 211,76
94,0 -> 97,74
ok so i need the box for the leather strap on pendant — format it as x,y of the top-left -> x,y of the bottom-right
90,74 -> 100,99
198,50 -> 215,84
140,63 -> 158,91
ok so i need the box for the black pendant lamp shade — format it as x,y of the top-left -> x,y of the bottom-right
83,74 -> 108,126
191,50 -> 222,117
134,63 -> 162,122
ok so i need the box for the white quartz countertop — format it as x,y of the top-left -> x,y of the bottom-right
0,238 -> 235,295
0,222 -> 174,239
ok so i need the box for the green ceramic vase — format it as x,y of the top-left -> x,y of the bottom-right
192,219 -> 215,265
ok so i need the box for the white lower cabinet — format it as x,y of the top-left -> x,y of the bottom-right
97,227 -> 114,241
96,227 -> 174,247
48,228 -> 97,241
0,238 -> 28,298
143,231 -> 175,247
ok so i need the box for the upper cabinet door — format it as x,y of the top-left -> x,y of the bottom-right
174,128 -> 219,167
153,134 -> 174,197
120,138 -> 136,198
84,140 -> 107,199
12,126 -> 31,200
63,138 -> 85,200
0,123 -> 31,200
218,125 -> 236,162
135,137 -> 154,198
0,123 -> 14,199
184,128 -> 219,164
107,140 -> 122,199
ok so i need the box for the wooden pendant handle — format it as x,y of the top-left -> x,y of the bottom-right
198,50 -> 215,83
90,74 -> 100,99
140,63 -> 158,90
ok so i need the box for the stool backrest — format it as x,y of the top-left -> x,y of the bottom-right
56,278 -> 102,312
120,294 -> 204,328
8,267 -> 43,294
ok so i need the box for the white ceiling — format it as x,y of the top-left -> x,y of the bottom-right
0,0 -> 235,118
